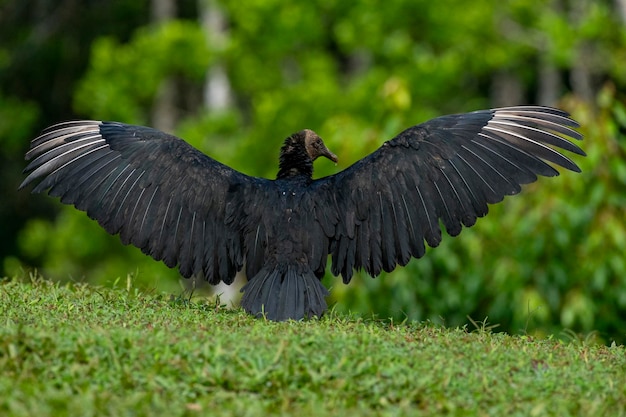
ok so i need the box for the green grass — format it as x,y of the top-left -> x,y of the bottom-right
1,276 -> 625,417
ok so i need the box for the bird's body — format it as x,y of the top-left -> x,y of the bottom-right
20,106 -> 584,320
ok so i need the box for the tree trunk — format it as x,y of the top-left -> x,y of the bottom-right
538,56 -> 560,106
200,0 -> 233,111
150,0 -> 177,132
490,70 -> 524,107
616,0 -> 626,23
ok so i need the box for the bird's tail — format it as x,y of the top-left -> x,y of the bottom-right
240,264 -> 329,321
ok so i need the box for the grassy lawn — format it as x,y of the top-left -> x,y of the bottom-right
1,276 -> 625,417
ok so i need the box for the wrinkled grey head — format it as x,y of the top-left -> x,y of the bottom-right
301,129 -> 338,163
277,129 -> 338,179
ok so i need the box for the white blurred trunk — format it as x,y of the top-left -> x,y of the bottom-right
151,0 -> 177,132
618,0 -> 626,22
151,0 -> 175,22
490,70 -> 523,107
569,42 -> 594,104
199,0 -> 233,111
568,0 -> 595,104
538,56 -> 560,106
490,16 -> 523,107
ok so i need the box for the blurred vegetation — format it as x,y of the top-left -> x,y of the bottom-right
2,0 -> 625,342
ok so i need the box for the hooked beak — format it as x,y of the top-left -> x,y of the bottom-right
321,146 -> 338,163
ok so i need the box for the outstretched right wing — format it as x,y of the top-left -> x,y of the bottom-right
311,106 -> 584,282
20,121 -> 266,284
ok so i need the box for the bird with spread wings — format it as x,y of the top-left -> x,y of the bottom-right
20,106 -> 584,320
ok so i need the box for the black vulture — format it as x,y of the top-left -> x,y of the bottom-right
20,106 -> 584,321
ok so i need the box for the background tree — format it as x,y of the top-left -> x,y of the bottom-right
2,0 -> 625,342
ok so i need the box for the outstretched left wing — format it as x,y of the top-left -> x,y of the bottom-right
20,121 -> 269,284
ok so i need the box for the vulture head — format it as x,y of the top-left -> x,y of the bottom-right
277,129 -> 337,179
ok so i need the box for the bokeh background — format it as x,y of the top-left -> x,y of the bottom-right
2,0 -> 625,342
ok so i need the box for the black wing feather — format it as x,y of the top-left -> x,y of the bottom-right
317,106 -> 583,282
21,121 -> 264,284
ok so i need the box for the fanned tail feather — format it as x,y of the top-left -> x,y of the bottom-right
240,265 -> 329,321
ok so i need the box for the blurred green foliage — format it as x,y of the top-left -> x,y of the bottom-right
2,0 -> 626,342
75,21 -> 211,122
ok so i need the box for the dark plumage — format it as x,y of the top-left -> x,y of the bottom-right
20,106 -> 584,321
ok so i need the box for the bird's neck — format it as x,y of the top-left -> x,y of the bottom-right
276,139 -> 313,179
